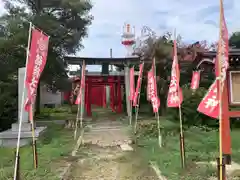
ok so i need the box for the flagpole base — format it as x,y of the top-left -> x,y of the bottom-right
217,157 -> 227,180
223,154 -> 231,165
15,151 -> 20,180
32,140 -> 38,168
179,134 -> 186,168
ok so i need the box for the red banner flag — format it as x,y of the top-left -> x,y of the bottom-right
148,69 -> 160,112
215,3 -> 229,83
198,0 -> 229,118
75,62 -> 86,105
129,67 -> 135,101
147,71 -> 151,101
191,71 -> 200,90
197,80 -> 219,118
133,63 -> 144,106
167,39 -> 183,107
24,28 -> 49,112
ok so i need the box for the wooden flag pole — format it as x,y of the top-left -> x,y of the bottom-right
174,28 -> 186,168
134,63 -> 144,134
152,57 -> 162,148
15,152 -> 20,180
30,103 -> 38,168
134,101 -> 139,133
129,101 -> 133,125
218,48 -> 224,180
156,111 -> 162,147
218,0 -> 225,179
178,103 -> 185,168
74,98 -> 81,140
13,22 -> 33,180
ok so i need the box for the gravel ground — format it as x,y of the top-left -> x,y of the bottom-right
67,144 -> 159,180
65,116 -> 159,180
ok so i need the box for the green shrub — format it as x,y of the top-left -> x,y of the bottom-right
0,81 -> 18,131
166,86 -> 218,128
136,120 -> 180,139
40,106 -> 69,114
71,105 -> 78,113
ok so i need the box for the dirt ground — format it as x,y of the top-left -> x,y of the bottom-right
66,144 -> 159,180
64,108 -> 159,180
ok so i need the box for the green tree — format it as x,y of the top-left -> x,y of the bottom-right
229,32 -> 240,48
133,29 -> 212,115
134,30 -> 187,115
2,0 -> 92,84
0,0 -> 93,130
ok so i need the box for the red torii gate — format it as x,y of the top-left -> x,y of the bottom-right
85,75 -> 124,116
65,56 -> 141,118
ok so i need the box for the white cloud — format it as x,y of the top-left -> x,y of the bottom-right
75,0 -> 239,71
79,0 -> 238,58
1,0 -> 239,71
0,1 -> 7,15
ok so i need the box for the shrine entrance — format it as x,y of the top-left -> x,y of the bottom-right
84,74 -> 124,117
65,56 -> 140,119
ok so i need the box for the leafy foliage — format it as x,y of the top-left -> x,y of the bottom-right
136,119 -> 179,139
0,80 -> 18,131
133,27 -> 218,118
1,0 -> 93,85
0,124 -> 76,179
166,86 -> 218,128
0,0 -> 92,130
134,32 -> 196,115
229,32 -> 240,48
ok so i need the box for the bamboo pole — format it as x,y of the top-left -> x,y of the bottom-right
156,111 -> 162,147
129,102 -> 132,125
13,22 -> 33,180
74,99 -> 81,140
134,63 -> 144,134
218,47 -> 224,180
178,103 -> 185,168
173,28 -> 186,168
218,0 -> 225,179
152,57 -> 162,148
30,103 -> 38,168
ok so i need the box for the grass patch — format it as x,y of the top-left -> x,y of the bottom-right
0,124 -> 76,180
136,118 -> 240,180
36,106 -> 75,121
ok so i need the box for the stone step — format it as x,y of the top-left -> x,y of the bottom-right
120,144 -> 133,151
0,126 -> 46,147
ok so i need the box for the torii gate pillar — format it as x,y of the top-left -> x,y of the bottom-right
124,66 -> 131,117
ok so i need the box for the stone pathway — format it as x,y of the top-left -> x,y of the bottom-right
83,121 -> 131,146
65,117 -> 159,180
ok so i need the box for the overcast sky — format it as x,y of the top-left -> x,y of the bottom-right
0,0 -> 239,71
